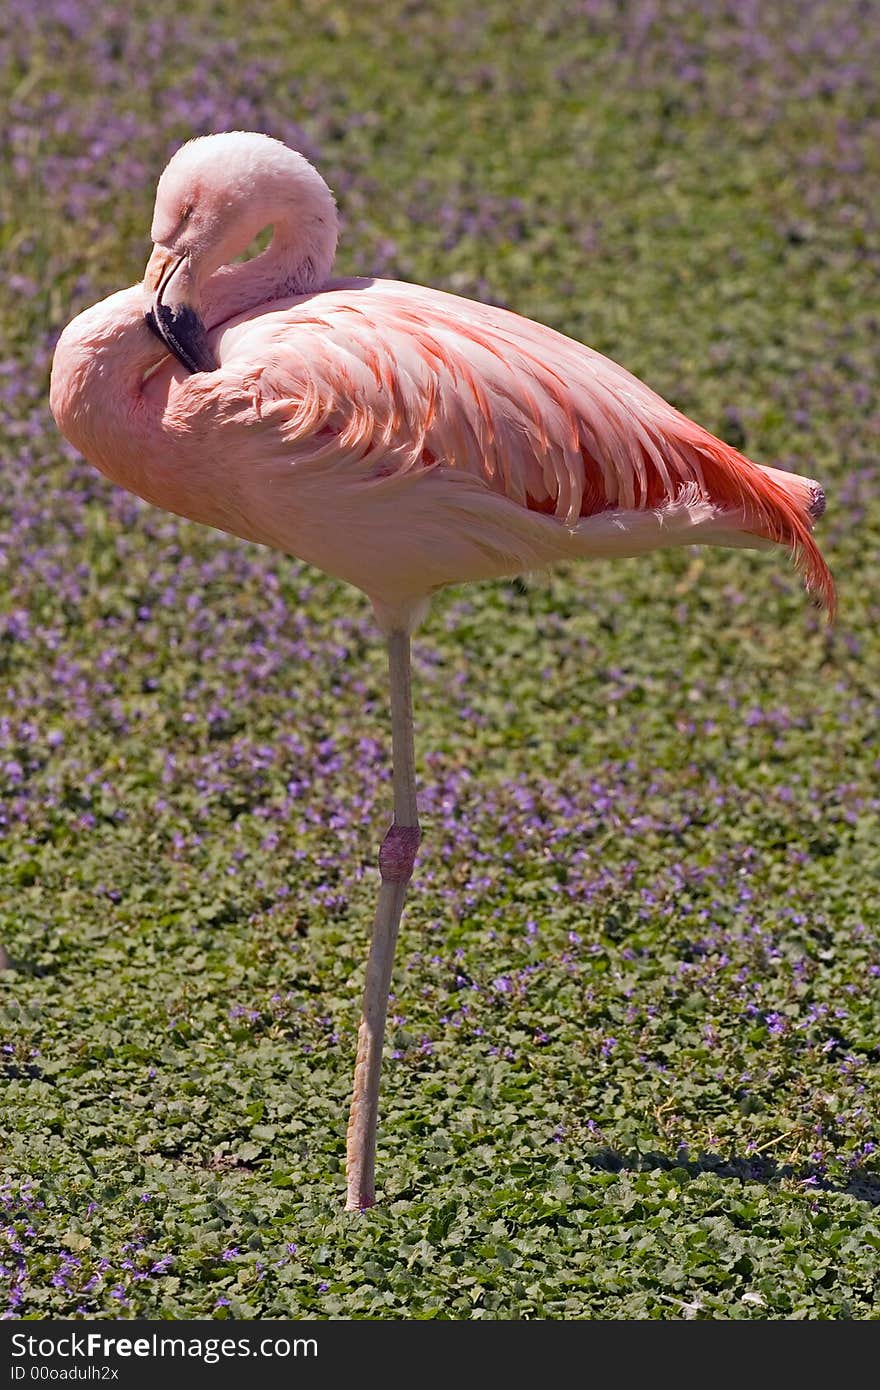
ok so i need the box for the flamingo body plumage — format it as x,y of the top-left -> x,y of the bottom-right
49,132 -> 834,1210
52,276 -> 833,630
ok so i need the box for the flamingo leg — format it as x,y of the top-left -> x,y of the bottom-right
345,629 -> 420,1211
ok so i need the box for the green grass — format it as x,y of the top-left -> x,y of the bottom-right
1,0 -> 878,1318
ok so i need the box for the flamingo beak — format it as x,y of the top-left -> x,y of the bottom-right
144,245 -> 218,375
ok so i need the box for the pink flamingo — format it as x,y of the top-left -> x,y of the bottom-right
50,132 -> 833,1211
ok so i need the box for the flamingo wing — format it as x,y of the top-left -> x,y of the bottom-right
163,278 -> 833,613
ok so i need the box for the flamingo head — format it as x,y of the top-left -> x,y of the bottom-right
144,131 -> 338,373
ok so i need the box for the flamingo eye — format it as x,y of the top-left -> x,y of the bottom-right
181,205 -> 193,222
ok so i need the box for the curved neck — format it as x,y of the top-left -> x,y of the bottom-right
202,200 -> 337,328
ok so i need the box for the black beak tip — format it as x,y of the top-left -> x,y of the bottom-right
147,300 -> 218,375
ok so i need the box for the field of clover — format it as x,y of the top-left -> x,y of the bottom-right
1,0 -> 879,1319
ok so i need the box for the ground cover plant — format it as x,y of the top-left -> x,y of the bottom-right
1,0 -> 878,1319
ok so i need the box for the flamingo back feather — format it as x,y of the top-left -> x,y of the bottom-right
154,278 -> 834,616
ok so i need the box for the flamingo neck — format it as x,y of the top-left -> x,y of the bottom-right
202,195 -> 338,327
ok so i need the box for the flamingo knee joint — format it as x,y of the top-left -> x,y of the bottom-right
378,823 -> 421,884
